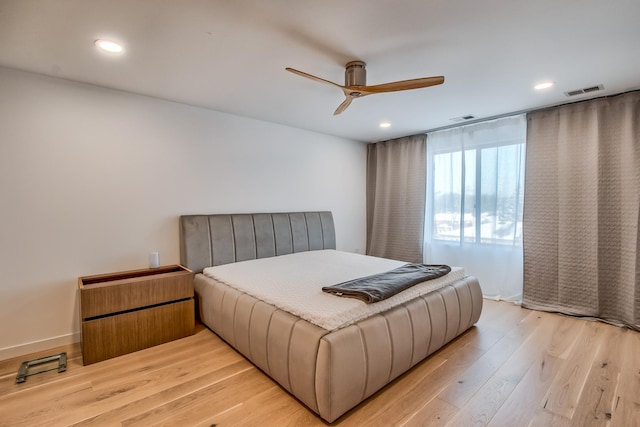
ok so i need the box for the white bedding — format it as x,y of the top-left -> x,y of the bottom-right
202,249 -> 465,331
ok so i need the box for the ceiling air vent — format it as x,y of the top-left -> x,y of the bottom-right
583,85 -> 603,93
564,84 -> 604,97
450,115 -> 476,123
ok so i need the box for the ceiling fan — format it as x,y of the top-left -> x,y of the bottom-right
285,61 -> 444,115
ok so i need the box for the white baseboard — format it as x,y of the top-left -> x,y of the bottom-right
0,332 -> 80,362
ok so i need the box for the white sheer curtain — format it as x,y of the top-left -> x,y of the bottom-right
424,115 -> 526,302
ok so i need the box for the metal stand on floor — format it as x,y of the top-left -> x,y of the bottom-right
15,352 -> 67,383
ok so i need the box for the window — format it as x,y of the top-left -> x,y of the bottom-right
431,140 -> 525,245
424,114 -> 526,301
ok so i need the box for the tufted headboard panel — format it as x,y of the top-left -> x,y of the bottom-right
179,211 -> 336,273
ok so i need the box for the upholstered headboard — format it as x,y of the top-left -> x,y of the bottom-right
179,211 -> 336,273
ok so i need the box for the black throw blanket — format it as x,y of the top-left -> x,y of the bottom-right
322,263 -> 452,304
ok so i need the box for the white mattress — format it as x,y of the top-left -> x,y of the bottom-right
202,249 -> 465,331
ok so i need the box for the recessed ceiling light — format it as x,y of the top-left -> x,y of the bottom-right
95,39 -> 124,54
379,122 -> 391,128
534,81 -> 554,90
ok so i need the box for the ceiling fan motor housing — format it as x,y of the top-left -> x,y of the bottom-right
345,61 -> 366,86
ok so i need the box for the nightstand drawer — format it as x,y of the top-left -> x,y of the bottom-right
81,299 -> 194,365
79,265 -> 193,318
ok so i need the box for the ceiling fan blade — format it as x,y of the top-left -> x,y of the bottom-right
359,76 -> 445,94
285,67 -> 343,89
333,96 -> 353,115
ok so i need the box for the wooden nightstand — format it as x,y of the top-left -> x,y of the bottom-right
78,265 -> 194,365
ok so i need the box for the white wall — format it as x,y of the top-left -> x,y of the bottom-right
0,67 -> 367,359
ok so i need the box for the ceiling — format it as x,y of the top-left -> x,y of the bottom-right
1,0 -> 639,142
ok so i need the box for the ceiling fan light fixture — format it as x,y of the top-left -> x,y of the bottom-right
95,39 -> 124,54
534,81 -> 554,90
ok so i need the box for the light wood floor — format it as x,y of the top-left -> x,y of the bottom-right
1,300 -> 639,426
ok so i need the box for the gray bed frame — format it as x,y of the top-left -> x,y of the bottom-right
180,211 -> 483,422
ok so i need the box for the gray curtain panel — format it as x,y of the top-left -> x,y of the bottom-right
523,91 -> 640,330
366,134 -> 426,263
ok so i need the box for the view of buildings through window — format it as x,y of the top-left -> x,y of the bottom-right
431,141 -> 525,245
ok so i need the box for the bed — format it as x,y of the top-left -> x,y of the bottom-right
179,211 -> 483,422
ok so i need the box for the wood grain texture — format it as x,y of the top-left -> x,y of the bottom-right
78,265 -> 194,365
79,265 -> 193,318
81,300 -> 195,365
1,300 -> 639,426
